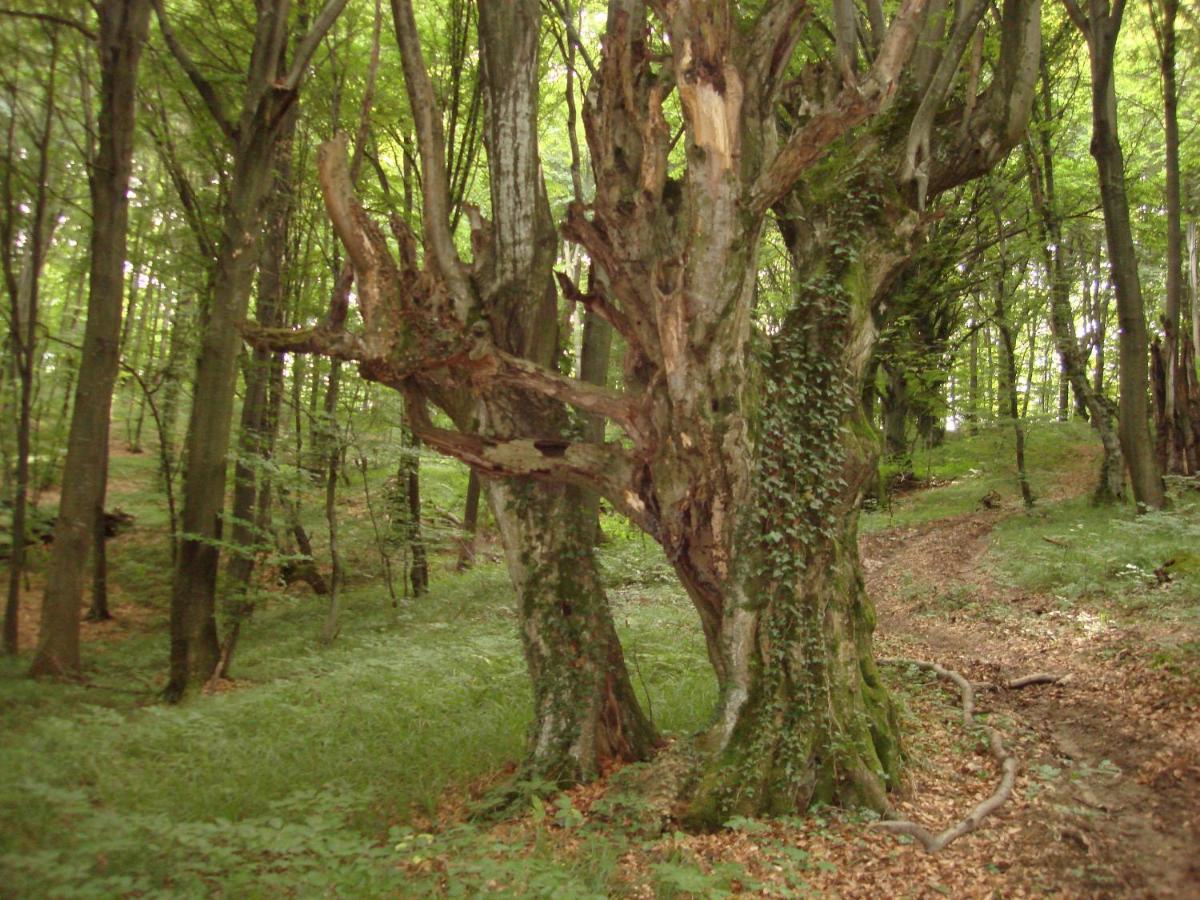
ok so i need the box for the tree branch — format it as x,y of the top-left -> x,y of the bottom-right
0,8 -> 96,41
750,0 -> 929,213
492,349 -> 648,441
404,395 -> 653,530
390,0 -> 473,317
542,0 -> 596,79
151,0 -> 237,143
280,0 -> 351,92
555,270 -> 641,353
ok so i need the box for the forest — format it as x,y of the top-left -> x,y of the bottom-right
0,0 -> 1197,895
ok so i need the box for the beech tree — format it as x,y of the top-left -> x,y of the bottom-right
152,0 -> 349,700
261,0 -> 1043,820
1063,0 -> 1165,509
31,0 -> 151,678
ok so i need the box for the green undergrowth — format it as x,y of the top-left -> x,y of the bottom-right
988,481 -> 1200,624
0,476 -> 714,896
5,415 -> 1196,894
863,418 -> 1096,532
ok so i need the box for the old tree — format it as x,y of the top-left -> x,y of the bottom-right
265,0 -> 1041,824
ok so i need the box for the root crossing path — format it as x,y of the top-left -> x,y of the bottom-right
861,506 -> 1200,897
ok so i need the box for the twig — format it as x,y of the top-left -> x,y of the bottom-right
1041,535 -> 1068,547
873,657 -> 1019,853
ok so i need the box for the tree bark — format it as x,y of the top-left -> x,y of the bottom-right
1067,0 -> 1165,509
4,38 -> 59,656
1024,80 -> 1124,503
682,213 -> 906,823
160,0 -> 348,700
471,0 -> 655,780
32,0 -> 150,675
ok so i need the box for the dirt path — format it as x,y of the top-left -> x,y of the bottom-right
862,505 -> 1200,897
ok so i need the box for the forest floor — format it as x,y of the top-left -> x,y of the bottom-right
2,421 -> 1198,897
863,501 -> 1200,897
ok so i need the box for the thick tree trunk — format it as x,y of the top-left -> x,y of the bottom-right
400,0 -> 659,778
470,0 -> 656,778
32,0 -> 150,675
681,225 -> 903,824
488,475 -> 657,783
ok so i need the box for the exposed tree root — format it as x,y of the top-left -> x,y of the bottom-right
873,657 -> 1018,853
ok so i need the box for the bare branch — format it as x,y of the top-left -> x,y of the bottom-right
404,396 -> 652,529
747,1 -> 808,99
0,8 -> 96,41
750,0 -> 930,213
899,0 -> 991,208
279,0 -> 350,92
543,0 -> 596,79
150,0 -> 236,143
242,323 -> 374,362
1059,0 -> 1089,33
390,0 -> 473,317
492,349 -> 648,441
555,270 -> 641,351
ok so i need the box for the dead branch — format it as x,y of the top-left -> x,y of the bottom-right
973,672 -> 1072,692
873,657 -> 1018,853
1006,672 -> 1071,689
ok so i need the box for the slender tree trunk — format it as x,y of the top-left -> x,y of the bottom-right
399,431 -> 428,596
968,325 -> 979,431
87,496 -> 111,624
1025,89 -> 1124,502
881,364 -> 910,466
32,0 -> 150,675
577,306 -> 613,543
455,468 -> 481,569
319,362 -> 342,645
158,0 -> 348,700
217,106 -> 298,681
1148,0 -> 1194,474
4,41 -> 58,657
999,318 -> 1035,508
1071,0 -> 1165,509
